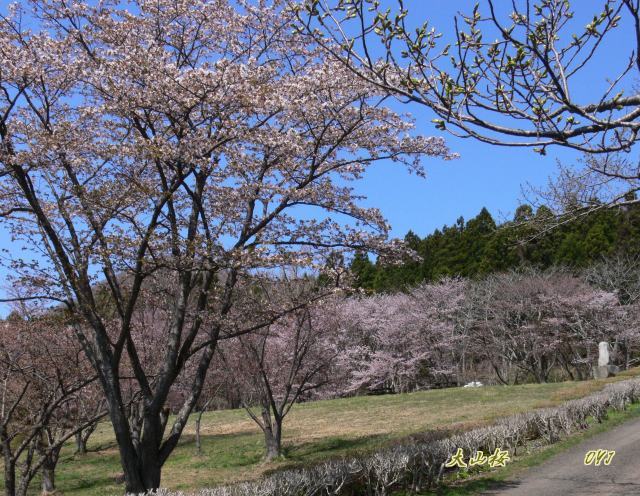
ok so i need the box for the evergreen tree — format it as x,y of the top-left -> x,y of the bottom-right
350,202 -> 640,292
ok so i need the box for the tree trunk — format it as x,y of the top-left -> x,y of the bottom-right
116,443 -> 162,494
41,445 -> 62,495
625,338 -> 630,370
108,407 -> 148,493
112,383 -> 207,491
41,466 -> 55,494
82,289 -> 222,493
263,427 -> 282,461
74,432 -> 87,456
98,375 -> 167,493
459,349 -> 466,386
195,413 -> 203,455
75,420 -> 98,456
261,410 -> 282,462
140,460 -> 162,491
137,411 -> 164,491
3,455 -> 15,496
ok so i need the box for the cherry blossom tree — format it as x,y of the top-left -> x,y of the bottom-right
217,294 -> 339,461
0,0 -> 453,491
335,279 -> 465,394
466,270 -> 620,384
0,313 -> 105,496
584,254 -> 640,368
71,383 -> 106,457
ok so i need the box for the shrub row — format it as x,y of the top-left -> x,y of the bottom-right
142,378 -> 640,496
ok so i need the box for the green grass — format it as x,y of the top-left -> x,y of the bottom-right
14,369 -> 640,495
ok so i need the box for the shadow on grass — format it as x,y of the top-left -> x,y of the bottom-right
428,478 -> 523,495
259,428 -> 467,480
294,433 -> 388,456
58,473 -> 123,494
177,431 -> 392,470
176,431 -> 265,468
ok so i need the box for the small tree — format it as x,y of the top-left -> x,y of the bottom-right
335,279 -> 465,394
217,293 -> 338,461
72,387 -> 106,456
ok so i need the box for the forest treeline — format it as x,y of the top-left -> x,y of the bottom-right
351,201 -> 640,292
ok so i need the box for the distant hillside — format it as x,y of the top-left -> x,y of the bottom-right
351,202 -> 640,292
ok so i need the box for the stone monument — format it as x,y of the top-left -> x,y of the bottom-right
598,341 -> 609,367
593,341 -> 620,379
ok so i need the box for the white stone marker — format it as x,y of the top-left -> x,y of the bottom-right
598,341 -> 610,367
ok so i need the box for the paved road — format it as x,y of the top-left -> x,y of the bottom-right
482,415 -> 640,495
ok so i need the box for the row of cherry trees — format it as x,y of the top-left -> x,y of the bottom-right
0,312 -> 107,496
333,269 -> 633,393
191,264 -> 640,461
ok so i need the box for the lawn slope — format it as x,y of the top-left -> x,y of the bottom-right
24,369 -> 640,495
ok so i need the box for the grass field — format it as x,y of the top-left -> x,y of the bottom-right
20,369 -> 640,495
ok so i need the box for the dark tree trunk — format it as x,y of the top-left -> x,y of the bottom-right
112,387 -> 207,491
3,455 -> 15,496
74,432 -> 87,456
139,413 -> 163,490
140,460 -> 162,492
120,411 -> 164,492
41,467 -> 54,494
116,443 -> 161,494
1,427 -> 16,496
195,412 -> 203,455
490,361 -> 510,385
261,408 -> 282,462
40,445 -> 62,494
108,405 -> 148,493
95,354 -> 205,493
66,268 -> 225,493
74,420 -> 98,456
532,355 -> 549,383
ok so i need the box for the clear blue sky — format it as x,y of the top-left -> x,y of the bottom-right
356,136 -> 566,236
0,0 -> 633,315
353,0 -> 634,237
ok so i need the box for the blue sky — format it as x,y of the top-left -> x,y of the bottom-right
0,0 -> 634,315
356,136 -> 565,236
351,0 -> 634,237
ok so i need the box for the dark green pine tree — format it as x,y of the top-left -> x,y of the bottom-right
462,207 -> 496,276
350,251 -> 377,290
616,193 -> 640,258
